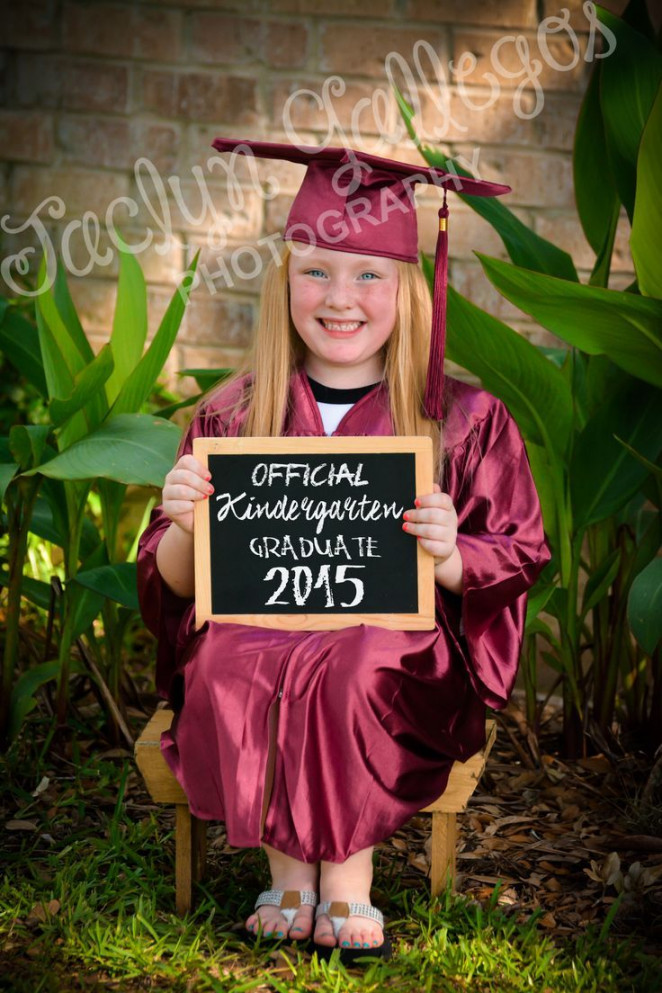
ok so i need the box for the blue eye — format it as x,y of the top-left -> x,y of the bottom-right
305,268 -> 327,278
359,272 -> 379,280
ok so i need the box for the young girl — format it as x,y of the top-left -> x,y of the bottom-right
137,139 -> 550,964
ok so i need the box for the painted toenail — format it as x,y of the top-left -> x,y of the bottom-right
353,941 -> 361,947
363,942 -> 370,947
341,941 -> 350,947
276,931 -> 284,937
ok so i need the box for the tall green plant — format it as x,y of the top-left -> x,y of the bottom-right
399,0 -> 662,755
0,240 -> 199,745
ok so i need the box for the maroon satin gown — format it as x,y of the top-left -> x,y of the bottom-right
137,369 -> 550,863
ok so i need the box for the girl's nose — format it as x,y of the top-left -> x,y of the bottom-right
324,279 -> 356,309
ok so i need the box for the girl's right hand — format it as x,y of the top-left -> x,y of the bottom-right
162,454 -> 214,534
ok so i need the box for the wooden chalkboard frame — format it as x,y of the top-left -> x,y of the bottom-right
193,435 -> 435,631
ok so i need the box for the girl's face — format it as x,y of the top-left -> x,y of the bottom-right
287,244 -> 399,387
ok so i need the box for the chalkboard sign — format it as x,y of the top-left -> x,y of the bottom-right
193,436 -> 434,631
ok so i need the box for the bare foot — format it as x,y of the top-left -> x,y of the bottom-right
245,843 -> 320,941
314,846 -> 384,950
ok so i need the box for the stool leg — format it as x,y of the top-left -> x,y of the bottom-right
430,811 -> 457,896
175,804 -> 195,915
192,813 -> 207,884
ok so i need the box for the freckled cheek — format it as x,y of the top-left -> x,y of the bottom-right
289,286 -> 323,324
362,286 -> 397,323
363,282 -> 397,303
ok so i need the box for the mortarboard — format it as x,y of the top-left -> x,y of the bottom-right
211,137 -> 510,420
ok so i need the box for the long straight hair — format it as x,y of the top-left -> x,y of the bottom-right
206,242 -> 443,474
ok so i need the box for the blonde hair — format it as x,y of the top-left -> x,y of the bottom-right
206,242 -> 443,474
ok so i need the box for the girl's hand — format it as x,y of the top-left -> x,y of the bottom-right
162,454 -> 214,535
402,484 -> 463,593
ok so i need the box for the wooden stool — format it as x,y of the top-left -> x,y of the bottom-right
135,707 -> 496,914
420,719 -> 496,895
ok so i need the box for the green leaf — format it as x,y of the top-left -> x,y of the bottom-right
614,436 -> 662,483
64,540 -> 109,639
630,503 -> 662,579
67,582 -> 104,642
105,234 -> 148,405
52,257 -> 110,429
20,574 -> 52,611
537,347 -> 567,370
582,549 -> 622,617
178,367 -> 234,392
540,650 -> 567,675
570,379 -> 662,529
154,393 -> 204,419
477,254 -> 662,387
524,442 -> 560,553
0,463 -> 18,501
588,201 -> 621,289
631,80 -> 662,298
628,557 -> 662,654
126,495 -> 157,564
98,476 -> 128,548
36,254 -> 86,383
39,479 -> 68,549
525,583 -> 556,629
25,413 -> 182,487
459,191 -> 579,283
25,491 -> 100,558
0,569 -> 52,611
8,424 -> 51,470
437,273 -> 574,458
73,562 -> 138,610
110,253 -> 199,417
49,343 -> 114,429
27,495 -> 64,545
8,660 -> 61,742
574,62 -> 621,266
34,300 -> 74,404
525,617 -> 560,649
0,306 -> 48,396
35,259 -> 88,450
392,84 -> 578,282
52,256 -> 94,364
598,6 -> 662,221
584,355 -> 631,420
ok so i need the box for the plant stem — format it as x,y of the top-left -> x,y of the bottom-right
562,532 -> 585,758
54,481 -> 89,726
0,478 -> 40,749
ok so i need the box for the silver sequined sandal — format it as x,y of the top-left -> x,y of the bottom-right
313,900 -> 392,963
244,888 -> 318,945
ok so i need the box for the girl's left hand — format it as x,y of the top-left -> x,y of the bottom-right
402,483 -> 457,565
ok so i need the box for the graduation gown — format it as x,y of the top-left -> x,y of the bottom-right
137,369 -> 550,863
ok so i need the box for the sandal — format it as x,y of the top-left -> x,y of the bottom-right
243,888 -> 318,946
313,900 -> 392,964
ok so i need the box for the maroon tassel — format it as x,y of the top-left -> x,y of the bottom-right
423,193 -> 449,422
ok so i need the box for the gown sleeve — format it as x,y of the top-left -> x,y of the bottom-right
136,410 -> 213,707
443,396 -> 551,710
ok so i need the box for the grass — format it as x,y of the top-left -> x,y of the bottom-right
1,712 -> 660,993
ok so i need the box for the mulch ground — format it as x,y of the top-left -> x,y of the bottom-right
3,682 -> 662,972
385,697 -> 662,953
130,693 -> 662,954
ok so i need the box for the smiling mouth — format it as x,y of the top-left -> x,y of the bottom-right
318,319 -> 365,333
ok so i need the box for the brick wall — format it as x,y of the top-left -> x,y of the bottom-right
0,0 -> 642,390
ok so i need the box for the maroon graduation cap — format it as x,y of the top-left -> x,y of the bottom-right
211,137 -> 510,420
